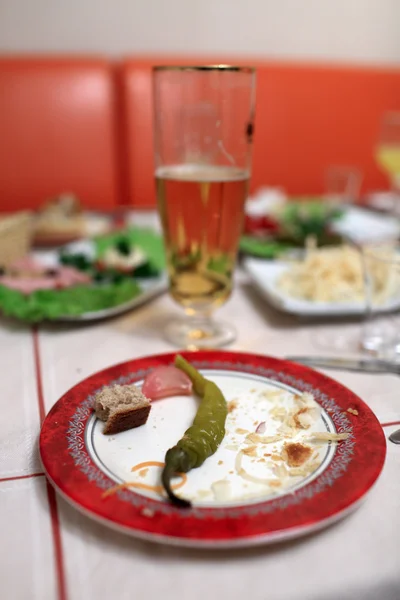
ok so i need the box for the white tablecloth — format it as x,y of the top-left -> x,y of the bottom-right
1,213 -> 399,600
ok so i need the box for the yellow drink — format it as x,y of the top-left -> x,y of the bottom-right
376,145 -> 400,181
156,164 -> 249,314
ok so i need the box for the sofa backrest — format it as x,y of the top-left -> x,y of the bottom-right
0,57 -> 120,211
1,56 -> 399,210
120,57 -> 400,206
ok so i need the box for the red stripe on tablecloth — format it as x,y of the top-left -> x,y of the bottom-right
32,326 -> 46,423
46,482 -> 68,600
32,327 -> 68,600
381,420 -> 400,428
0,472 -> 45,484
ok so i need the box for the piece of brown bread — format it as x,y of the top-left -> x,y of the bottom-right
94,384 -> 151,435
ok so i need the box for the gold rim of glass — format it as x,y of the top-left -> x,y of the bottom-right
153,64 -> 255,73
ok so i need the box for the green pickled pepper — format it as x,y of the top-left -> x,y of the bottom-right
161,355 -> 227,508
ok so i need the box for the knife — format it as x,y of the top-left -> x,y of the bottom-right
285,355 -> 400,375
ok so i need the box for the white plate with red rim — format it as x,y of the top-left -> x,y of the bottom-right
40,351 -> 386,548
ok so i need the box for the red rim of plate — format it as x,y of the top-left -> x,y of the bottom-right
39,351 -> 386,548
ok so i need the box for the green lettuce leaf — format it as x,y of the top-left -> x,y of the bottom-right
240,236 -> 291,259
0,279 -> 141,323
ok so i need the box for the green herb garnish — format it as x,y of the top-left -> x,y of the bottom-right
115,238 -> 131,256
133,261 -> 161,278
240,236 -> 291,259
59,252 -> 92,271
95,227 -> 165,273
280,199 -> 344,242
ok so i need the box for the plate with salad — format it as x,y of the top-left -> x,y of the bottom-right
0,227 -> 167,322
241,191 -> 400,259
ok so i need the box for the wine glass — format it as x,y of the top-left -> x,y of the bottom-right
153,65 -> 256,349
375,112 -> 400,213
360,242 -> 400,359
324,165 -> 362,206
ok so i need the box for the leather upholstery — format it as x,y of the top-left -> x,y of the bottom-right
0,57 -> 119,210
1,56 -> 399,210
120,57 -> 400,206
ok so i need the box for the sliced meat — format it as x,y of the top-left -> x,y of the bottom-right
0,276 -> 57,293
0,258 -> 91,294
8,256 -> 45,275
142,366 -> 193,400
55,266 -> 90,287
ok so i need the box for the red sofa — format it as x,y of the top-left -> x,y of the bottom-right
1,56 -> 399,211
0,57 -> 120,211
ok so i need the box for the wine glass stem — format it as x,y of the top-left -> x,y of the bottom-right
393,185 -> 400,217
360,247 -> 373,349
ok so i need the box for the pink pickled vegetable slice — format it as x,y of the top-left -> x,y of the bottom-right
142,366 -> 193,400
255,421 -> 266,434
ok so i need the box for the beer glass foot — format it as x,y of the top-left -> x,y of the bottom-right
164,316 -> 236,349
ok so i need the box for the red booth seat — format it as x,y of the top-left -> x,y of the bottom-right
1,56 -> 399,211
0,57 -> 120,211
119,57 -> 400,206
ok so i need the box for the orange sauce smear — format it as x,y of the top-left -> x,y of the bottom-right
102,461 -> 187,499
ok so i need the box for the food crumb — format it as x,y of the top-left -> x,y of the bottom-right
263,453 -> 271,457
259,390 -> 282,400
196,489 -> 212,499
242,445 -> 257,457
141,507 -> 155,518
235,428 -> 248,435
229,470 -> 234,474
271,454 -> 283,461
228,399 -> 238,413
282,442 -> 313,467
250,388 -> 257,393
347,408 -> 359,416
218,460 -> 224,465
269,480 -> 282,488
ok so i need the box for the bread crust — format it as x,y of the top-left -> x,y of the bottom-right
103,404 -> 151,435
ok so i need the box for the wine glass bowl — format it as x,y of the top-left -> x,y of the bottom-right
376,112 -> 400,196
